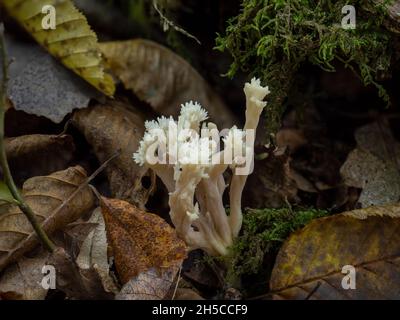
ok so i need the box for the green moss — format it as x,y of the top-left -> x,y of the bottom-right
216,0 -> 396,136
224,207 -> 329,283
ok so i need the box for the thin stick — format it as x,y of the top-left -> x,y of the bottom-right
171,264 -> 182,300
0,24 -> 56,252
152,0 -> 201,45
49,150 -> 121,216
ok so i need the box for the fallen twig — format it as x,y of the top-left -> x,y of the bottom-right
152,0 -> 201,45
0,24 -> 56,252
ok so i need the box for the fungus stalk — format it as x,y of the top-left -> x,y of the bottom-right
134,78 -> 269,256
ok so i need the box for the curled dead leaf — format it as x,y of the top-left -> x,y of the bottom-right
340,121 -> 400,207
0,251 -> 49,300
48,247 -> 115,300
115,266 -> 179,300
99,39 -> 237,128
72,100 -> 152,208
4,134 -> 75,185
76,208 -> 118,294
61,220 -> 99,261
0,166 -> 95,272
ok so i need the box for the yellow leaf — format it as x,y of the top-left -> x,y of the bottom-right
270,204 -> 400,299
3,0 -> 115,96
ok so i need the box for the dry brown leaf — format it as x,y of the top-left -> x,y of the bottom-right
115,266 -> 179,300
76,208 -> 107,270
72,100 -> 152,208
0,166 -> 95,272
340,148 -> 400,207
48,247 -> 115,300
61,221 -> 99,261
354,121 -> 400,159
99,39 -> 237,129
100,197 -> 187,285
340,121 -> 400,207
0,251 -> 49,300
0,213 -> 113,301
4,134 -> 75,185
43,209 -> 118,299
76,208 -> 118,294
270,203 -> 400,299
0,214 -> 101,301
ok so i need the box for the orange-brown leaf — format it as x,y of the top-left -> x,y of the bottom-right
100,197 -> 187,284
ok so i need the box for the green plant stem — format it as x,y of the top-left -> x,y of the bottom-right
0,25 -> 55,253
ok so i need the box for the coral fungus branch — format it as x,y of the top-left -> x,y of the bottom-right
134,79 -> 270,255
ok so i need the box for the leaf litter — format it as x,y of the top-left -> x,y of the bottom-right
1,1 -> 400,301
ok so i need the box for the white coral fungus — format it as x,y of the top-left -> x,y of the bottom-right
134,78 -> 270,255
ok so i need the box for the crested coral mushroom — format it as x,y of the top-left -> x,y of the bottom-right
134,78 -> 270,255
